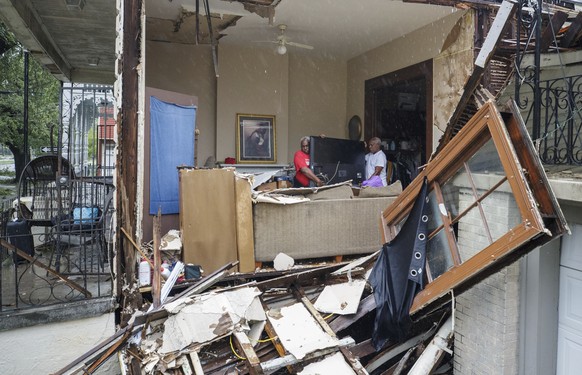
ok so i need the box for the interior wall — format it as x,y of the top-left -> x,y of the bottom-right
216,45 -> 289,164
145,42 -> 216,166
288,55 -> 347,160
347,9 -> 468,148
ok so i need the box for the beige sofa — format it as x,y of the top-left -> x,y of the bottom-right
253,194 -> 397,262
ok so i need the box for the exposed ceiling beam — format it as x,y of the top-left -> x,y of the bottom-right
0,0 -> 71,81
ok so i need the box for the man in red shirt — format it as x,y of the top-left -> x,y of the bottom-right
293,136 -> 323,187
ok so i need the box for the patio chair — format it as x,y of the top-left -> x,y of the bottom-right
16,155 -> 75,227
50,180 -> 114,274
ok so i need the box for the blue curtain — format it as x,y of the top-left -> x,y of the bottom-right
150,96 -> 196,215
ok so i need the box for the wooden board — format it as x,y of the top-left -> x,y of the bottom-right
180,168 -> 238,273
235,177 -> 255,272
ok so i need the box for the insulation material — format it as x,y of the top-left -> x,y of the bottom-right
313,279 -> 367,315
159,287 -> 263,354
267,302 -> 339,360
298,352 -> 357,375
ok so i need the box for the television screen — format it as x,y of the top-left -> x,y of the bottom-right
309,136 -> 366,185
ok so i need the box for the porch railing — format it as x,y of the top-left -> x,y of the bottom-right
521,74 -> 582,166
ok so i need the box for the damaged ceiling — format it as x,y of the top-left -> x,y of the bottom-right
0,0 -> 457,84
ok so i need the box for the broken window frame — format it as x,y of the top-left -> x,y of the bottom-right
380,101 -> 567,315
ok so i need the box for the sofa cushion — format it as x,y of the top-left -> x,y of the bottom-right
358,180 -> 402,198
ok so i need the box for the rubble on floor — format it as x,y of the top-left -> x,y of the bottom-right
55,256 -> 454,375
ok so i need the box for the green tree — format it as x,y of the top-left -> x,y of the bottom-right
0,22 -> 60,180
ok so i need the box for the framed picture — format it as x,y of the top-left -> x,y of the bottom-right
236,114 -> 276,163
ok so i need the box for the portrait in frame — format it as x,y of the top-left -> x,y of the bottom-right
236,114 -> 276,163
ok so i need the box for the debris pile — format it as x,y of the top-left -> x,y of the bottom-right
56,257 -> 454,374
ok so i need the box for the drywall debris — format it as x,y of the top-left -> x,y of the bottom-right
273,252 -> 294,271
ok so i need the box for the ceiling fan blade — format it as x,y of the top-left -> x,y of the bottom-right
252,40 -> 278,44
286,41 -> 314,50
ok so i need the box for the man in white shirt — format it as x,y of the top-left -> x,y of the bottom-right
364,137 -> 387,186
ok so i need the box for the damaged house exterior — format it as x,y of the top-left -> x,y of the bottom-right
0,0 -> 582,373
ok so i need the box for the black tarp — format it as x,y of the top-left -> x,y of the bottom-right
369,177 -> 429,350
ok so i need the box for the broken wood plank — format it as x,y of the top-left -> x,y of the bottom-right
408,316 -> 453,375
365,325 -> 439,374
232,330 -> 264,374
339,346 -> 369,375
329,294 -> 376,333
560,12 -> 582,48
84,326 -> 134,373
260,336 -> 356,373
133,261 -> 238,325
255,263 -> 343,291
121,226 -> 153,269
152,208 -> 162,308
0,239 -> 92,298
540,11 -> 569,52
52,324 -> 137,375
260,298 -> 297,373
291,284 -> 337,338
188,351 -> 204,375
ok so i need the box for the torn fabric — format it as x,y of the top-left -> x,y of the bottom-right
369,177 -> 429,350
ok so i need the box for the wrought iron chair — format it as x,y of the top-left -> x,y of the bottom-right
50,179 -> 114,274
16,155 -> 74,227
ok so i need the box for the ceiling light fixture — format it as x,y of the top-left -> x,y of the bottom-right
65,0 -> 86,11
277,43 -> 287,55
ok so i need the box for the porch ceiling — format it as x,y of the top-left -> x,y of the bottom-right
0,0 -> 458,84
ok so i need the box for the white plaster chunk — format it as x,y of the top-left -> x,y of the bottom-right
246,294 -> 267,322
159,287 -> 263,354
313,279 -> 366,315
267,302 -> 339,360
247,321 -> 267,347
160,229 -> 182,251
273,252 -> 295,271
297,352 -> 357,374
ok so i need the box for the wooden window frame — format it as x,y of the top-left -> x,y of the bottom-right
380,101 -> 568,315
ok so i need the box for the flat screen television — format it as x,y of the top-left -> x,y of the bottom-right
309,136 -> 366,185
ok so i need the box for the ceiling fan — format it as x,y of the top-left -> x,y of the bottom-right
258,24 -> 314,55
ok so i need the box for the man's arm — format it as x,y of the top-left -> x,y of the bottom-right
372,166 -> 383,176
300,166 -> 323,187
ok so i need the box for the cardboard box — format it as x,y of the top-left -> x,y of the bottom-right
256,181 -> 278,191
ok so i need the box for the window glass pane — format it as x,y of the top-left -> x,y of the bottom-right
466,139 -> 505,176
449,183 -> 524,263
441,164 -> 465,220
456,204 -> 491,261
427,229 -> 454,280
481,180 -> 522,242
426,190 -> 443,233
441,139 -> 506,222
